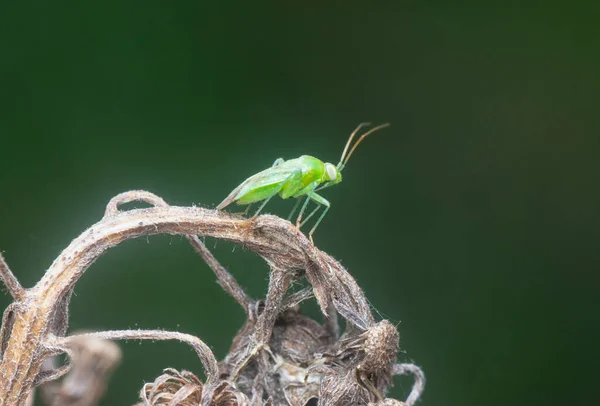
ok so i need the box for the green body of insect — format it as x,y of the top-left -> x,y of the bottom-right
217,123 -> 389,241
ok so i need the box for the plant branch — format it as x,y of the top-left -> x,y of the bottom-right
108,190 -> 253,315
393,363 -> 426,406
187,235 -> 253,316
55,330 -> 219,386
0,253 -> 24,301
0,190 -> 375,405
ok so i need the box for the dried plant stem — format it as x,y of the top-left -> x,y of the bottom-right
110,191 -> 254,314
0,253 -> 24,301
0,191 -> 375,405
229,267 -> 292,379
55,330 -> 219,386
187,235 -> 253,316
393,363 -> 426,406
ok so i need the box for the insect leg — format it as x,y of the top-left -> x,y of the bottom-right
307,193 -> 330,242
253,195 -> 275,217
286,198 -> 302,221
299,205 -> 321,227
295,182 -> 319,228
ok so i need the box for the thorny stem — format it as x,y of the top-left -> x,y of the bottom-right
0,190 -> 423,405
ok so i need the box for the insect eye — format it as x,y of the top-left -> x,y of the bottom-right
325,164 -> 337,181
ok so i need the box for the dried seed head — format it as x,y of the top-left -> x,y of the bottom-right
360,321 -> 399,375
138,368 -> 249,406
140,368 -> 203,406
271,308 -> 333,364
209,381 -> 250,406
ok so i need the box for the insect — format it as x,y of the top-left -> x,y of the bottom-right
217,122 -> 390,242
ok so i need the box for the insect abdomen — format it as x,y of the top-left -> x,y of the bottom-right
236,183 -> 282,205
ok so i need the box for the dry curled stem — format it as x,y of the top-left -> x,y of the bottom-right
39,331 -> 122,406
0,190 -> 424,405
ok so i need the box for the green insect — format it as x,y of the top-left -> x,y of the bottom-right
217,122 -> 390,242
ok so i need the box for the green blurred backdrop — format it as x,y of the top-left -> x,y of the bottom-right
1,2 -> 598,405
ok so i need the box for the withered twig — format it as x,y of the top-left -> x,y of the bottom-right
187,235 -> 253,315
107,190 -> 253,315
229,267 -> 292,379
0,190 -> 423,406
0,253 -> 24,301
40,333 -> 121,406
0,190 -> 373,405
104,190 -> 170,216
393,363 -> 426,406
280,287 -> 313,312
55,330 -> 218,386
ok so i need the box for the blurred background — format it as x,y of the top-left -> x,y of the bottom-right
1,2 -> 598,405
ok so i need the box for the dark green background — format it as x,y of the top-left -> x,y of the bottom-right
1,2 -> 598,405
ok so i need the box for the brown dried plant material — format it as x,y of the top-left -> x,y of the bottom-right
137,368 -> 249,406
39,332 -> 122,406
0,190 -> 425,406
140,368 -> 203,406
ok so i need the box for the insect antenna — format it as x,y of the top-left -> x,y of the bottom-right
338,123 -> 390,170
338,122 -> 371,168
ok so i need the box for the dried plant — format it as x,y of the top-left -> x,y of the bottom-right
38,331 -> 122,406
0,190 -> 425,405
